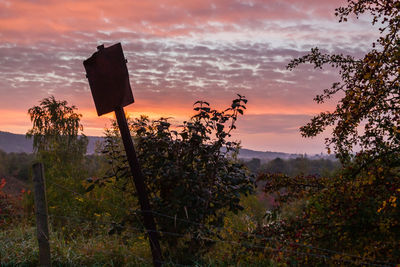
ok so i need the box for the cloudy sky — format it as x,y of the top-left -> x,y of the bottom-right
0,0 -> 378,153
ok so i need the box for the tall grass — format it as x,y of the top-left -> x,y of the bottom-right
1,194 -> 275,266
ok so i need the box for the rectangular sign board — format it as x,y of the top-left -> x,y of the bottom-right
83,43 -> 134,116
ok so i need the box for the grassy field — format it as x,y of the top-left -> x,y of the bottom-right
0,193 -> 275,266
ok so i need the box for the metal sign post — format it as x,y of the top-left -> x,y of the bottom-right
83,43 -> 162,267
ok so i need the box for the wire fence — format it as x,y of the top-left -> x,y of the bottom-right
44,211 -> 395,267
38,180 -> 397,267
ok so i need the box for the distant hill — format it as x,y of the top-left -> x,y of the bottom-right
0,131 -> 334,160
0,131 -> 103,154
0,131 -> 33,153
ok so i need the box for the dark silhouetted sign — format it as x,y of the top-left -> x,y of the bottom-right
83,43 -> 134,116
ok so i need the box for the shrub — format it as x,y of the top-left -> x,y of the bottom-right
93,95 -> 255,263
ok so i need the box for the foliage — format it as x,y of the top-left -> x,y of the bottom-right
0,177 -> 31,230
0,221 -> 153,266
0,212 -> 277,267
95,95 -> 255,262
0,150 -> 34,181
256,0 -> 400,265
287,0 -> 400,163
26,96 -> 88,179
0,178 -> 13,227
27,96 -> 86,155
257,164 -> 400,265
26,96 -> 91,222
201,194 -> 272,266
243,156 -> 340,177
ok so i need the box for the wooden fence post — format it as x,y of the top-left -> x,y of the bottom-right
32,162 -> 51,267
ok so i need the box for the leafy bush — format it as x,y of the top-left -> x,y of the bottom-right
94,95 -> 255,263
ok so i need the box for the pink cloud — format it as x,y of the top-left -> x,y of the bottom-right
0,0 -> 349,42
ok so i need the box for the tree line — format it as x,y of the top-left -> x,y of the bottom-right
243,156 -> 340,177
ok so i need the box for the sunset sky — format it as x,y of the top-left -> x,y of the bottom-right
0,0 -> 378,153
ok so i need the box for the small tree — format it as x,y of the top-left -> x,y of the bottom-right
26,96 -> 89,222
94,95 -> 255,263
27,96 -> 87,158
